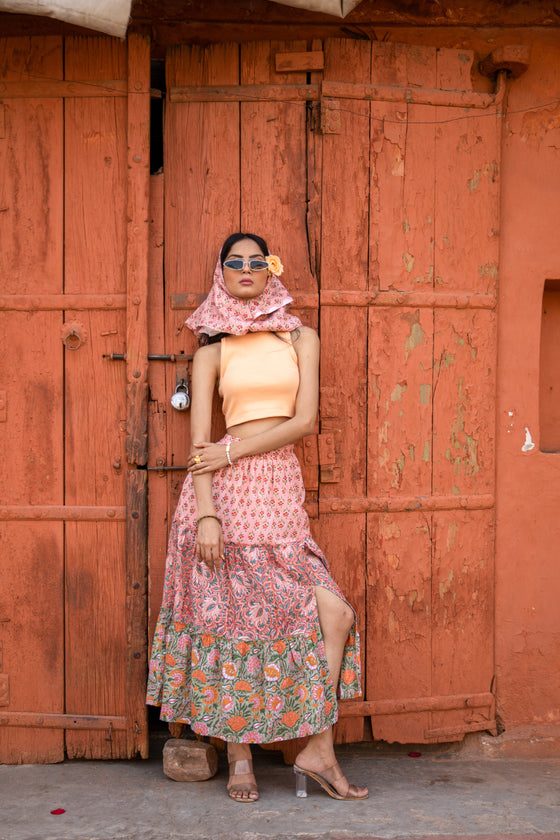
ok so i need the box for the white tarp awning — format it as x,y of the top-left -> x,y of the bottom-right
0,0 -> 362,38
0,0 -> 133,37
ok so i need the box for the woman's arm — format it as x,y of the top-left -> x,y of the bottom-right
189,343 -> 224,569
189,326 -> 320,471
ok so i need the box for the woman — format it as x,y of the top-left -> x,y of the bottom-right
147,233 -> 368,803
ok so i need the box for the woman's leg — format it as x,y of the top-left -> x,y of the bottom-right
227,742 -> 259,802
294,586 -> 368,798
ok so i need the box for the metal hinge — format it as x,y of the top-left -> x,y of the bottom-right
309,98 -> 341,135
300,432 -> 340,483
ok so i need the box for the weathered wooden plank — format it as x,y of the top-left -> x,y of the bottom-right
434,50 -> 501,294
0,311 -> 65,763
64,523 -> 128,759
125,32 -> 151,758
167,77 -> 506,109
320,38 -> 372,744
432,310 -> 496,497
430,511 -> 495,738
64,36 -> 129,761
370,43 -> 409,292
64,37 -> 127,296
0,505 -> 126,520
0,35 -> 61,81
0,712 -> 127,729
318,494 -> 494,513
126,469 -> 148,758
0,525 -> 64,763
0,294 -> 127,310
126,32 -> 151,471
0,80 -> 126,97
370,44 -> 437,292
63,309 -> 128,761
276,50 -> 324,72
0,36 -> 64,765
368,308 -> 433,497
339,692 -> 494,716
0,42 -> 63,294
147,172 -> 169,644
169,82 -> 319,102
322,78 -> 505,109
367,512 -> 433,742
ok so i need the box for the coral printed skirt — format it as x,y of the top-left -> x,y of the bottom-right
146,436 -> 361,744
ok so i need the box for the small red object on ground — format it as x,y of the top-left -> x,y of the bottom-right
408,751 -> 421,758
50,808 -> 66,815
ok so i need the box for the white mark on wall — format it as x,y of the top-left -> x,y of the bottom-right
507,410 -> 514,434
522,427 -> 535,452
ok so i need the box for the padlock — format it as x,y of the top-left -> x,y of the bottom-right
171,380 -> 190,411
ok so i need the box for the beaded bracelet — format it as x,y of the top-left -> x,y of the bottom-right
225,441 -> 233,467
197,514 -> 221,525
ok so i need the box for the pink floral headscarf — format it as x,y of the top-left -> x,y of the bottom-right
185,258 -> 302,337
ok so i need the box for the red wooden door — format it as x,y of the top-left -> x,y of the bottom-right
0,34 -> 149,762
152,37 -> 499,749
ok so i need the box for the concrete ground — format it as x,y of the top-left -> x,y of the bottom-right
1,736 -> 559,840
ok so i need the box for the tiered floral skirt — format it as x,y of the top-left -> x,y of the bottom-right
146,436 -> 361,744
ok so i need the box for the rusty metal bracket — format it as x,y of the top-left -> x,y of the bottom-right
479,45 -> 531,79
320,98 -> 341,134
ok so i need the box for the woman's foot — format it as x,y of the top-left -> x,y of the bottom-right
294,742 -> 368,800
227,743 -> 259,803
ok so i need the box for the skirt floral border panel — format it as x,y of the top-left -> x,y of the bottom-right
147,618 -> 345,743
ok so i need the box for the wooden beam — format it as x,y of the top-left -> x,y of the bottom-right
339,691 -> 494,717
169,83 -> 320,103
125,31 -> 151,760
170,291 -> 496,310
0,712 -> 127,730
323,73 -> 507,109
0,506 -> 126,521
0,80 -> 126,98
319,494 -> 495,513
0,294 -> 126,310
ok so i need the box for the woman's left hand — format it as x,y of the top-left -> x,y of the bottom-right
188,441 -> 229,474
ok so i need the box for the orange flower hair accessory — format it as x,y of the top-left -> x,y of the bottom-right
266,255 -> 284,276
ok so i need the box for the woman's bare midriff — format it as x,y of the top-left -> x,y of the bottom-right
226,416 -> 290,439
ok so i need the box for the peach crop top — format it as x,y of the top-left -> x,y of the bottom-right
219,332 -> 299,428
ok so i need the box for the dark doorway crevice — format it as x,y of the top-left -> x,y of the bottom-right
150,59 -> 165,174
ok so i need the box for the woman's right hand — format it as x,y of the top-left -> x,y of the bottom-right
196,517 -> 224,571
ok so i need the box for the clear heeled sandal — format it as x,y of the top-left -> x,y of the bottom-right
293,762 -> 368,801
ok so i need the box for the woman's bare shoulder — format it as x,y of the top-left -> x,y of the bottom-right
292,325 -> 320,350
193,341 -> 220,372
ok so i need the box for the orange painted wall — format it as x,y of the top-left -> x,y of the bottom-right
495,44 -> 560,730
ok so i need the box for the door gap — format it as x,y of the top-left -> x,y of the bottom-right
150,59 -> 165,174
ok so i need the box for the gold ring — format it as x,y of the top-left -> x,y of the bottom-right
194,455 -> 202,464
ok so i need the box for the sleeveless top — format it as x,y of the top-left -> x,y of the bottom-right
219,332 -> 299,427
